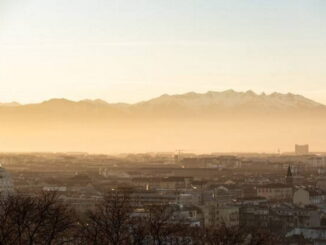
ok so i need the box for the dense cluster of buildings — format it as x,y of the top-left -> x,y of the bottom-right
1,150 -> 326,244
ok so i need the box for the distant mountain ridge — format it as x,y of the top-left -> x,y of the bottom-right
0,90 -> 325,120
134,90 -> 325,111
1,90 -> 326,153
2,90 -> 325,107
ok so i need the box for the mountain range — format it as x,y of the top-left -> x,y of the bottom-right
0,90 -> 325,153
0,90 -> 325,120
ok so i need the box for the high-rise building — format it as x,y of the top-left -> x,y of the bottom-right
295,144 -> 309,155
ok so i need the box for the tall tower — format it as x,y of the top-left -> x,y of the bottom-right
286,165 -> 293,185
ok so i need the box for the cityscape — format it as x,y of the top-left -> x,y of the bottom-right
1,0 -> 326,244
1,144 -> 326,244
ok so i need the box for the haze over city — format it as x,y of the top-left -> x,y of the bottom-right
0,89 -> 325,153
2,1 -> 326,244
1,1 -> 326,153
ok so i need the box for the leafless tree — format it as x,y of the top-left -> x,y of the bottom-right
0,191 -> 283,245
146,204 -> 190,245
80,193 -> 192,245
0,195 -> 20,245
80,190 -> 132,245
128,216 -> 150,245
190,224 -> 281,245
0,192 -> 77,245
246,229 -> 283,245
191,224 -> 249,245
190,226 -> 211,245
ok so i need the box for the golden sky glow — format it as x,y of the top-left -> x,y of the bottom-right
1,0 -> 326,104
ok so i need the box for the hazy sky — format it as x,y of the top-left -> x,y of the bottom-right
1,0 -> 326,104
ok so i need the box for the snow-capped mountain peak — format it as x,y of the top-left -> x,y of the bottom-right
138,90 -> 324,111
